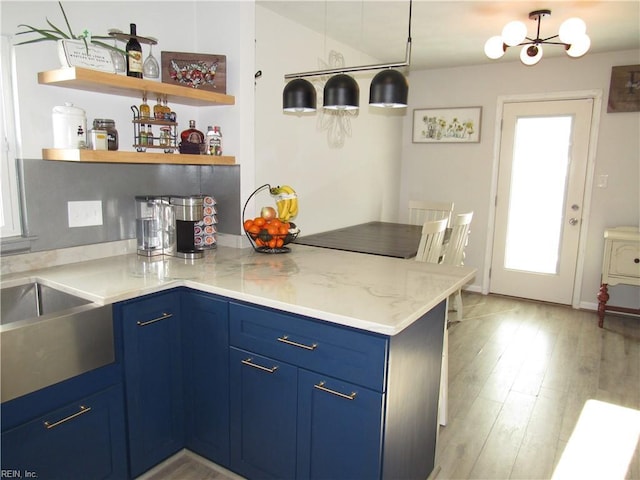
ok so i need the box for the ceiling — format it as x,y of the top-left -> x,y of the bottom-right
258,1 -> 640,70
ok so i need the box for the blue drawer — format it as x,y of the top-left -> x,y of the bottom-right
229,302 -> 388,391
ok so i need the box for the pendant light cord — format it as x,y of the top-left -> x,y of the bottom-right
285,0 -> 413,79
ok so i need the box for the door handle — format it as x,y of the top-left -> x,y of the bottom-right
569,218 -> 579,225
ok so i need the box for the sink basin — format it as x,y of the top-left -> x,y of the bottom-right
1,282 -> 92,325
1,281 -> 114,403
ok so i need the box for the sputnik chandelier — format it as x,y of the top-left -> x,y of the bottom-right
484,9 -> 591,66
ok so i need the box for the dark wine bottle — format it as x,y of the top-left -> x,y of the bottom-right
126,23 -> 143,78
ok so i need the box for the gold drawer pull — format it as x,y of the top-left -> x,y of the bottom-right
277,335 -> 317,350
44,405 -> 91,429
241,358 -> 279,373
137,312 -> 172,327
314,381 -> 357,400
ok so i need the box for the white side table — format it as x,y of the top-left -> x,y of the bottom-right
597,226 -> 640,327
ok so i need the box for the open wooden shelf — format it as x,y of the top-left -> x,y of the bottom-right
38,67 -> 234,107
42,149 -> 236,166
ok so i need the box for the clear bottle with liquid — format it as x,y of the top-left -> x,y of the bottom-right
140,95 -> 150,119
139,124 -> 147,146
153,97 -> 163,120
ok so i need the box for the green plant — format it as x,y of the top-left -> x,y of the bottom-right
15,1 -> 124,54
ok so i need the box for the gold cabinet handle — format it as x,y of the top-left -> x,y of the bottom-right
314,381 -> 357,400
44,405 -> 91,429
241,358 -> 279,373
277,335 -> 317,350
137,312 -> 172,327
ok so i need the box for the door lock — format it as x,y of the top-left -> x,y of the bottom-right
571,204 -> 580,211
569,218 -> 579,225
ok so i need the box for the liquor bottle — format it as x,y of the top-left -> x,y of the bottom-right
162,97 -> 171,120
126,24 -> 143,78
147,125 -> 154,145
181,120 -> 204,144
180,120 -> 205,154
153,97 -> 163,120
139,95 -> 150,119
206,126 -> 223,156
211,126 -> 223,156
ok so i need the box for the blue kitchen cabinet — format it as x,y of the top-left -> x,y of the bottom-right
296,370 -> 383,480
182,290 -> 230,467
118,290 -> 184,478
1,383 -> 127,480
229,300 -> 446,480
230,347 -> 298,479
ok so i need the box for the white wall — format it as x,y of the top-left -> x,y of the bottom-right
0,1 -> 252,204
254,5 -> 404,233
401,50 -> 640,308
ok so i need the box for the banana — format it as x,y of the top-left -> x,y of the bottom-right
277,198 -> 291,221
270,185 -> 298,222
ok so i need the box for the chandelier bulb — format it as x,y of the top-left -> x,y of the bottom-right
520,44 -> 543,65
502,20 -> 527,47
559,17 -> 587,44
566,34 -> 591,58
484,35 -> 506,59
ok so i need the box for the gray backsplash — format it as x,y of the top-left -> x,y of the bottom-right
15,158 -> 241,253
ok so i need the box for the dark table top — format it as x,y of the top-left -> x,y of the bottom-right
294,221 -> 422,259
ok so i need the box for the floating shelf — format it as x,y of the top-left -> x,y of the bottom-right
38,67 -> 234,107
42,149 -> 236,166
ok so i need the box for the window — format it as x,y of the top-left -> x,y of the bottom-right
1,35 -> 22,238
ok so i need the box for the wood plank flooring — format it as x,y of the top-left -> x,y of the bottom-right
136,293 -> 640,480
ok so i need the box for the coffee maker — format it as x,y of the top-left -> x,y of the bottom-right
169,195 -> 204,259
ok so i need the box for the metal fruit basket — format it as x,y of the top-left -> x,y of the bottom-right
242,184 -> 299,254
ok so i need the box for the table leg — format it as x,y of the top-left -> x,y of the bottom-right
597,283 -> 609,328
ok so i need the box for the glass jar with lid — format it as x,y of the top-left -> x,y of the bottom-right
93,119 -> 118,151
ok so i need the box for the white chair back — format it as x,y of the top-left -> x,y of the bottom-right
408,200 -> 454,226
415,218 -> 448,264
442,212 -> 473,267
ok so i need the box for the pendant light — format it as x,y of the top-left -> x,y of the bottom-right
283,0 -> 413,112
283,78 -> 317,112
484,9 -> 590,65
324,74 -> 359,110
369,69 -> 408,108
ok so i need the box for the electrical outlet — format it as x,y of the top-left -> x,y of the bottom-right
68,201 -> 103,227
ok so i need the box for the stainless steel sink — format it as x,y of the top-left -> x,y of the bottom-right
1,282 -> 114,402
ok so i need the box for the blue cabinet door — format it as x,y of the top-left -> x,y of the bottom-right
1,385 -> 127,480
120,291 -> 184,478
297,370 -> 384,480
229,347 -> 297,480
182,291 -> 230,466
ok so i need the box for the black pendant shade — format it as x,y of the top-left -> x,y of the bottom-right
369,69 -> 408,108
323,74 -> 359,110
283,78 -> 317,112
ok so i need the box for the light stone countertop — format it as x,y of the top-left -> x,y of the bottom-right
1,245 -> 476,336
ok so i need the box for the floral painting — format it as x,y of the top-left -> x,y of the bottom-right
413,107 -> 481,143
161,51 -> 227,93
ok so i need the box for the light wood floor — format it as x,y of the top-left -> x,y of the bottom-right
138,293 -> 640,480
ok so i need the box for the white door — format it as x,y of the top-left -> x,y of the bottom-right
490,98 -> 593,304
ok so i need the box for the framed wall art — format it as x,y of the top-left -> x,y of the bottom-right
413,106 -> 482,143
161,51 -> 227,93
607,64 -> 640,113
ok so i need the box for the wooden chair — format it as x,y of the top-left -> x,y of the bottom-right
408,200 -> 454,226
441,212 -> 474,320
414,218 -> 448,264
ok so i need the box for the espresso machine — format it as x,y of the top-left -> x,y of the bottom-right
169,195 -> 204,259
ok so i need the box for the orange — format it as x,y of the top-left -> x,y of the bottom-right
243,219 -> 254,231
278,225 -> 289,236
254,217 -> 266,227
276,238 -> 284,248
267,225 -> 279,236
268,238 -> 277,249
248,224 -> 261,236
